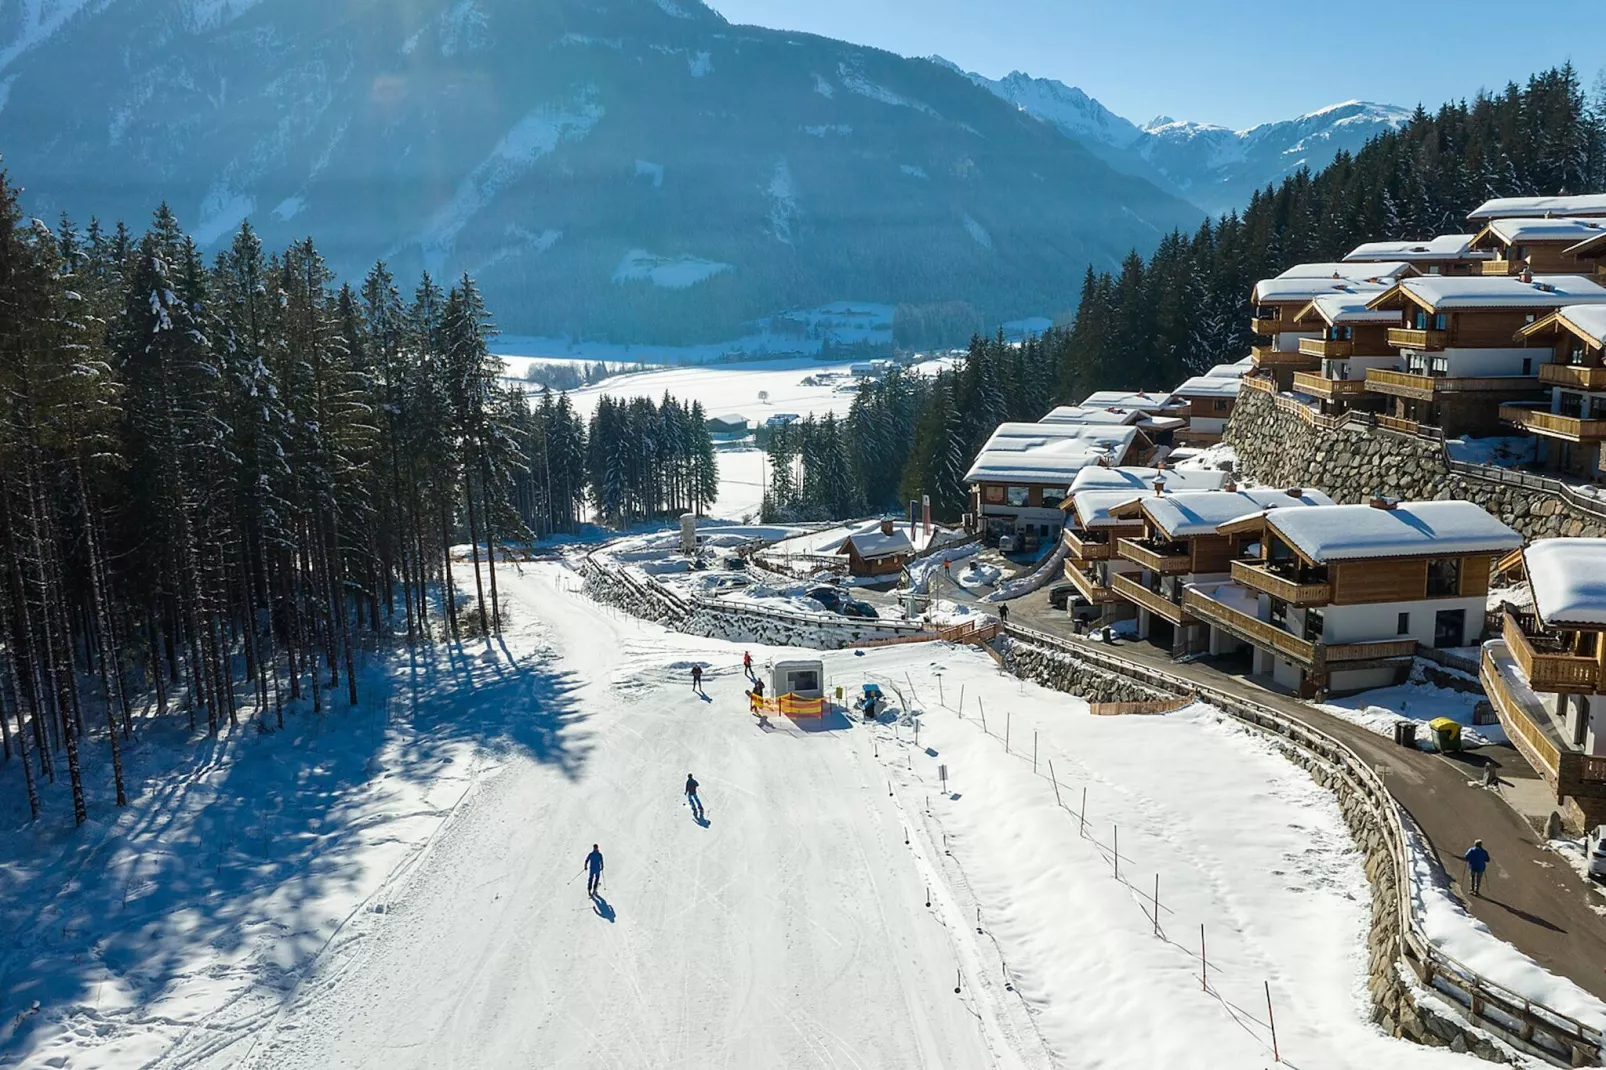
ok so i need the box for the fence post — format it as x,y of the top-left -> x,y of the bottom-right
1153,874 -> 1160,937
1079,787 -> 1086,837
1113,825 -> 1119,880
979,699 -> 987,735
1048,759 -> 1062,806
1032,730 -> 1038,774
1200,924 -> 1207,991
958,684 -> 965,717
1265,981 -> 1279,1063
938,676 -> 944,707
1005,709 -> 1011,753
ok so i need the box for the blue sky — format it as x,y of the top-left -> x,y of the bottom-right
706,0 -> 1605,129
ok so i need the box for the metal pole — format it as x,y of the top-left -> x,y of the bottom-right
1032,731 -> 1038,774
1005,709 -> 1011,753
1153,874 -> 1160,937
1265,981 -> 1279,1063
938,676 -> 944,706
1079,787 -> 1086,836
979,700 -> 987,734
1200,924 -> 1207,992
957,684 -> 965,717
1113,825 -> 1119,880
1048,759 -> 1062,806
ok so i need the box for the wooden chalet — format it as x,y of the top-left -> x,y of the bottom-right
1284,292 -> 1399,415
1188,499 -> 1520,697
1468,217 -> 1606,277
832,519 -> 916,577
1481,538 -> 1606,830
1248,273 -> 1391,388
1342,234 -> 1491,277
1501,305 -> 1606,479
965,420 -> 1147,548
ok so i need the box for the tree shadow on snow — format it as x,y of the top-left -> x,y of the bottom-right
0,635 -> 588,1064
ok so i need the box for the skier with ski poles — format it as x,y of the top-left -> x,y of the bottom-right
685,773 -> 704,819
583,843 -> 604,896
691,664 -> 704,694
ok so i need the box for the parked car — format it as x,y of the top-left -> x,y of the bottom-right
1589,826 -> 1606,882
713,575 -> 751,591
806,586 -> 845,613
1047,582 -> 1075,609
842,600 -> 879,620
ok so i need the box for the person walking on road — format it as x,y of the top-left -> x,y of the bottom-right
743,651 -> 754,680
1464,839 -> 1490,896
584,844 -> 604,896
691,664 -> 704,694
685,774 -> 704,819
997,602 -> 1009,625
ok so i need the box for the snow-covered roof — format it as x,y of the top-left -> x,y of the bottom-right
1549,305 -> 1606,348
1295,292 -> 1401,326
964,422 -> 1140,484
1140,488 -> 1335,540
1067,467 -> 1231,528
1139,415 -> 1188,432
838,522 -> 915,560
1202,361 -> 1252,379
707,412 -> 749,425
1172,375 -> 1243,398
1376,273 -> 1606,311
1566,230 -> 1606,257
1072,489 -> 1150,529
1478,217 -> 1606,247
1523,539 -> 1606,627
1252,277 -> 1386,305
1343,235 -> 1487,262
1078,390 -> 1176,412
1468,194 -> 1606,222
1265,500 -> 1521,563
1275,261 -> 1411,282
1038,405 -> 1145,426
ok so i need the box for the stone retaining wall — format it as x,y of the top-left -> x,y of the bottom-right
1225,387 -> 1606,540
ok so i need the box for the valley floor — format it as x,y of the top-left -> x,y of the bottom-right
1,563 -> 1489,1068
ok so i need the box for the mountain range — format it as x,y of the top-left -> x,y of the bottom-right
0,0 -> 1408,344
940,61 -> 1412,217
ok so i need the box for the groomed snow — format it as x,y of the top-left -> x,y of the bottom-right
1266,501 -> 1522,562
1523,538 -> 1606,626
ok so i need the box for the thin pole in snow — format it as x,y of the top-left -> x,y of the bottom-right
904,672 -> 918,706
975,907 -> 982,934
1032,730 -> 1037,774
938,676 -> 944,707
915,721 -> 919,749
1079,787 -> 1087,837
1153,874 -> 1160,937
1005,709 -> 1011,753
1048,760 -> 1062,807
954,969 -> 962,994
888,779 -> 893,797
1266,981 -> 1280,1063
1113,825 -> 1119,880
978,699 -> 987,735
944,832 -> 950,855
925,883 -> 931,908
1201,924 -> 1207,992
958,684 -> 965,717
904,826 -> 909,845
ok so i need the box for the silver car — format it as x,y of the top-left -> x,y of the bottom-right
1589,826 -> 1606,882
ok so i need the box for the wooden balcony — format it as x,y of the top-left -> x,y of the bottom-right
1110,573 -> 1187,625
1366,368 -> 1536,401
1291,371 -> 1372,400
1501,611 -> 1603,693
1240,373 -> 1277,395
1184,587 -> 1419,671
1539,363 -> 1606,390
1251,348 -> 1321,369
1482,643 -> 1606,801
1499,404 -> 1606,442
1061,526 -> 1113,561
1116,538 -> 1192,574
1063,561 -> 1119,605
1230,560 -> 1331,606
1480,259 -> 1515,276
1386,327 -> 1447,351
1374,413 -> 1421,434
1297,337 -> 1353,359
1251,316 -> 1284,336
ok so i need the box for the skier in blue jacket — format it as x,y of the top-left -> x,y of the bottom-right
1463,839 -> 1490,896
584,844 -> 604,896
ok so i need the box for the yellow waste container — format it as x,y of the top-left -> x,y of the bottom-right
1428,717 -> 1462,753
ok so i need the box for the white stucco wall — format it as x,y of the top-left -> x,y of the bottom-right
1431,347 -> 1542,377
1320,596 -> 1486,647
1272,657 -> 1304,691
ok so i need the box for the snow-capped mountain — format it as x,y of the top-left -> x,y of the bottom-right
933,59 -> 1410,218
0,0 -> 1201,344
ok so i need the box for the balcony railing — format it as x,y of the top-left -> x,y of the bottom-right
1539,363 -> 1606,390
1499,404 -> 1606,442
1366,368 -> 1537,400
1374,413 -> 1421,434
1251,345 -> 1321,368
1230,560 -> 1331,606
1250,316 -> 1283,336
1116,538 -> 1192,574
1325,639 -> 1420,663
1482,641 -> 1606,801
1240,373 -> 1277,395
1386,327 -> 1448,351
1183,588 -> 1315,664
1061,526 -> 1113,561
1297,337 -> 1353,359
1111,573 -> 1186,624
1290,371 -> 1372,400
1501,611 -> 1602,692
1480,259 -> 1515,276
1063,561 -> 1118,605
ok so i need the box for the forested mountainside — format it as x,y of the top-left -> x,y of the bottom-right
0,0 -> 1199,344
0,171 -> 718,821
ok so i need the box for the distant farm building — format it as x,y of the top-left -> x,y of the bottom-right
706,413 -> 750,435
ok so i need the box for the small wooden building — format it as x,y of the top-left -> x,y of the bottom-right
834,519 -> 915,577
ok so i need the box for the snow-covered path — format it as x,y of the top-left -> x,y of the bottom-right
233,566 -> 1036,1070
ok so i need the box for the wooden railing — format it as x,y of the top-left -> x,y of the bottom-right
1110,572 -> 1187,624
1182,588 -> 1315,665
1241,373 -> 1278,394
1004,622 -> 1604,1067
1251,346 -> 1321,367
1480,259 -> 1515,276
1297,336 -> 1353,359
1250,316 -> 1283,335
1386,327 -> 1447,350
1501,612 -> 1602,691
1291,371 -> 1371,399
1499,404 -> 1606,441
1230,560 -> 1331,605
1062,526 -> 1113,561
1366,368 -> 1438,399
1374,413 -> 1421,434
1481,643 -> 1565,788
1324,639 -> 1420,663
1116,538 -> 1192,574
1539,363 -> 1606,390
1063,561 -> 1118,604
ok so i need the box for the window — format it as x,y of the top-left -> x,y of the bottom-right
1433,609 -> 1465,649
1006,486 -> 1029,507
1432,313 -> 1447,331
1041,487 -> 1067,503
1213,399 -> 1231,411
1270,598 -> 1288,630
1426,558 -> 1461,597
1303,608 -> 1325,643
1413,310 -> 1427,330
1396,612 -> 1411,636
985,486 -> 1004,503
1560,392 -> 1583,418
1521,357 -> 1532,376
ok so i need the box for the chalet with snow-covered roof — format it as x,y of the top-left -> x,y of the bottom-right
1468,217 -> 1606,277
1041,404 -> 1185,445
965,422 -> 1146,547
1467,193 -> 1606,223
1056,465 -> 1230,616
1342,235 -> 1491,276
830,518 -> 916,577
1284,292 -> 1399,415
1187,499 -> 1520,697
1482,538 -> 1606,829
1567,230 -> 1606,282
705,413 -> 750,435
1104,486 -> 1334,656
1361,273 -> 1606,435
1077,390 -> 1179,414
1170,375 -> 1241,445
1275,261 -> 1414,282
1501,305 -> 1606,479
1249,275 -> 1388,387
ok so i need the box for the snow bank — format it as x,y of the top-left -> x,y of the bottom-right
984,539 -> 1069,602
1316,671 -> 1504,749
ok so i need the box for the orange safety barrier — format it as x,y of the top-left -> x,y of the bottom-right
749,692 -> 825,718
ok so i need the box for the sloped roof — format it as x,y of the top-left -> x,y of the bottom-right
1524,538 -> 1606,627
838,521 -> 915,559
1372,273 -> 1606,311
1479,217 -> 1606,246
1276,261 -> 1411,281
1078,390 -> 1176,412
1252,277 -> 1386,305
1266,500 -> 1521,562
1140,488 -> 1335,540
1343,235 -> 1486,262
964,422 -> 1140,484
1039,405 -> 1145,426
1172,375 -> 1243,398
1299,292 -> 1400,326
1468,194 -> 1606,222
1203,361 -> 1253,379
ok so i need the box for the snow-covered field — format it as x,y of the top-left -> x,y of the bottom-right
0,558 -> 1496,1068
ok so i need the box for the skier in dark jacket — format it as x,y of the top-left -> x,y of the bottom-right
1464,840 -> 1490,896
584,844 -> 604,895
691,664 -> 704,694
685,774 -> 704,819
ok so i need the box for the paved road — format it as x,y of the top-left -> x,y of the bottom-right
1010,595 -> 1606,1003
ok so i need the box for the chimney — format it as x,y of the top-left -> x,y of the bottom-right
880,517 -> 895,536
1285,487 -> 1303,498
1153,478 -> 1166,495
1369,496 -> 1399,510
1519,266 -> 1534,284
1223,480 -> 1239,493
922,494 -> 931,539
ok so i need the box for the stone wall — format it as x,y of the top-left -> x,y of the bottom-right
1225,386 -> 1606,540
1001,638 -> 1173,705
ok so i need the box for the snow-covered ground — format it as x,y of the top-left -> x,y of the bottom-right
1316,667 -> 1505,749
0,557 -> 1498,1068
708,447 -> 765,522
